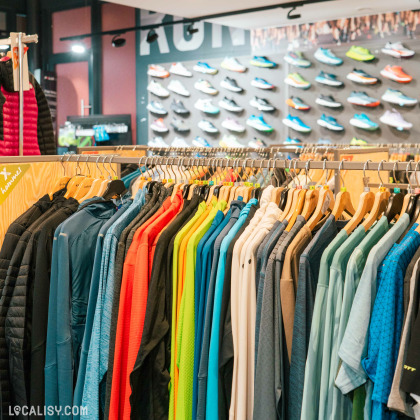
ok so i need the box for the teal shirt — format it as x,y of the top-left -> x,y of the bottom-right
319,225 -> 366,420
301,228 -> 349,420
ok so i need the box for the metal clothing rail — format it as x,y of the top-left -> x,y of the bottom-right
0,154 -> 415,172
0,33 -> 39,156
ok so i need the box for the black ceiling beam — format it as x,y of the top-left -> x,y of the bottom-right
59,0 -> 333,41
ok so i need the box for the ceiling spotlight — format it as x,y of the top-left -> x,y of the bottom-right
0,45 -> 9,50
287,7 -> 301,20
146,29 -> 158,44
187,23 -> 199,35
71,43 -> 86,53
112,35 -> 126,48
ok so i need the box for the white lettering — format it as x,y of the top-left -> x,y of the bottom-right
139,10 -> 170,56
172,19 -> 205,51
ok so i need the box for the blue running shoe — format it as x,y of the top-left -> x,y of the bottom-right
193,61 -> 218,75
347,91 -> 380,107
250,56 -> 277,68
194,98 -> 220,114
315,71 -> 343,87
350,113 -> 379,131
381,88 -> 418,106
246,115 -> 274,132
251,77 -> 274,90
146,100 -> 168,115
284,51 -> 311,68
317,138 -> 332,145
317,114 -> 344,131
282,115 -> 311,133
192,136 -> 212,147
283,137 -> 303,145
314,47 -> 343,66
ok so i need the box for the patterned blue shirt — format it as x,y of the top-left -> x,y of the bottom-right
362,225 -> 420,420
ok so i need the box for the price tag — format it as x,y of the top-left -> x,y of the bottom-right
340,187 -> 347,192
255,183 -> 260,188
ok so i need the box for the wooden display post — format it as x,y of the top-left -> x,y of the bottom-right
0,160 -> 118,246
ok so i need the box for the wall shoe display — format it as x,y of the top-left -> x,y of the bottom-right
194,79 -> 219,95
170,99 -> 190,115
168,79 -> 191,96
248,138 -> 267,148
315,94 -> 342,108
346,69 -> 378,84
284,73 -> 311,89
222,117 -> 246,133
315,71 -> 343,87
346,46 -> 375,61
219,135 -> 244,148
347,91 -> 380,107
251,77 -> 274,90
221,57 -> 247,72
193,61 -> 218,75
148,136 -> 169,147
283,137 -> 303,145
247,115 -> 274,132
170,117 -> 190,132
349,113 -> 379,131
218,97 -> 243,112
147,64 -> 170,78
381,42 -> 415,58
282,114 -> 311,133
381,88 -> 418,106
194,98 -> 220,114
198,119 -> 219,133
147,80 -> 170,97
317,114 -> 344,131
350,137 -> 368,146
249,96 -> 276,112
314,47 -> 343,65
317,138 -> 332,145
284,51 -> 311,68
250,56 -> 277,68
192,136 -> 212,147
286,96 -> 310,111
150,118 -> 169,133
380,65 -> 412,83
169,62 -> 192,77
220,77 -> 243,93
380,109 -> 413,130
171,137 -> 190,147
147,100 -> 168,115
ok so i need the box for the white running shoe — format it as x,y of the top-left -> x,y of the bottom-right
380,109 -> 413,130
171,137 -> 190,147
147,64 -> 170,78
169,62 -> 192,77
198,120 -> 219,133
147,80 -> 169,97
381,42 -> 415,58
221,57 -> 247,73
150,118 -> 169,133
194,79 -> 218,95
222,118 -> 245,133
168,79 -> 190,96
148,136 -> 169,147
219,135 -> 244,148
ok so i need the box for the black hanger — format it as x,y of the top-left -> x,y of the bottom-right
279,188 -> 289,211
102,179 -> 127,200
405,193 -> 417,219
251,187 -> 261,200
384,192 -> 404,223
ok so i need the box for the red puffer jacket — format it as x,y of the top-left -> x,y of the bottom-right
0,83 -> 40,156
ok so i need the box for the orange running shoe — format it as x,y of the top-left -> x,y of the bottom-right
380,65 -> 412,83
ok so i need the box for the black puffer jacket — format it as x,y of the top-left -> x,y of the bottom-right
0,58 -> 56,155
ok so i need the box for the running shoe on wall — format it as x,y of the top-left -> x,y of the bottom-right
349,114 -> 379,131
218,97 -> 243,113
198,119 -> 219,133
347,91 -> 380,107
315,94 -> 342,108
286,96 -> 310,111
169,62 -> 192,77
380,65 -> 412,83
222,118 -> 246,133
314,47 -> 343,65
147,80 -> 170,97
248,138 -> 267,148
193,61 -> 218,75
219,135 -> 244,148
171,99 -> 189,115
151,118 -> 169,133
381,89 -> 418,106
148,136 -> 169,147
147,100 -> 168,115
170,118 -> 190,132
346,69 -> 378,84
220,77 -> 243,93
247,115 -> 274,132
194,79 -> 219,95
168,79 -> 190,96
171,137 -> 190,147
283,137 -> 303,145
317,114 -> 344,131
315,71 -> 343,87
194,99 -> 220,114
250,56 -> 277,68
251,77 -> 274,90
284,73 -> 311,89
192,136 -> 212,147
380,109 -> 413,130
282,115 -> 311,133
350,137 -> 368,146
382,42 -> 415,58
284,51 -> 311,68
148,64 -> 170,78
346,46 -> 375,61
221,57 -> 247,72
249,97 -> 276,112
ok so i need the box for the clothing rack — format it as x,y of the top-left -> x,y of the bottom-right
0,32 -> 39,156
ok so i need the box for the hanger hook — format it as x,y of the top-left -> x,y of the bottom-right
323,157 -> 328,185
76,154 -> 82,175
363,159 -> 372,179
95,155 -> 103,177
102,155 -> 111,178
377,160 -> 386,188
85,155 -> 91,177
406,159 -> 414,191
392,160 -> 400,185
305,159 -> 313,185
415,160 -> 420,189
338,159 -> 347,189
108,155 -> 117,177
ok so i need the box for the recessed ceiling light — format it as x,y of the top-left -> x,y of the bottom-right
71,43 -> 86,53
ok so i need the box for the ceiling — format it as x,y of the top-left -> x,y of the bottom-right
106,0 -> 419,29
